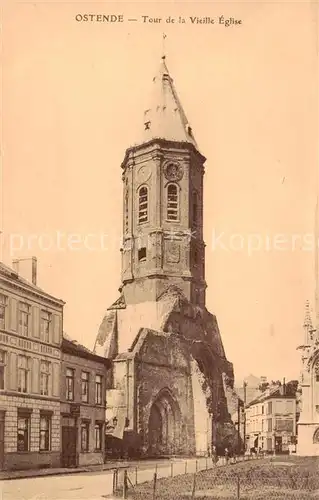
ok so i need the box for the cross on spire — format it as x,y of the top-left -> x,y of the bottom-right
162,33 -> 167,60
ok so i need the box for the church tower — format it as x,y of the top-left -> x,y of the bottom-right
95,54 -> 234,458
120,56 -> 206,307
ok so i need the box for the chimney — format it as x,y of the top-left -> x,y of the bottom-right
12,257 -> 37,286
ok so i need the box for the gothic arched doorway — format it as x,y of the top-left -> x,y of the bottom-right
148,389 -> 182,456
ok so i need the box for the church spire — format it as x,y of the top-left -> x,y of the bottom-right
303,300 -> 313,346
139,55 -> 198,149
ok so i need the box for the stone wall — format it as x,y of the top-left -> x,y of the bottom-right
0,395 -> 60,470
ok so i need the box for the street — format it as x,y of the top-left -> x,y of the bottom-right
1,458 -> 207,500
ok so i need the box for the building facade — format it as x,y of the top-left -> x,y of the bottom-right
61,336 -> 111,467
0,259 -> 64,470
94,56 -> 236,457
245,385 -> 296,453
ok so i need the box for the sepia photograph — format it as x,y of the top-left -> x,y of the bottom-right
0,1 -> 318,498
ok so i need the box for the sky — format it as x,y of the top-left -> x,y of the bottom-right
1,0 -> 318,386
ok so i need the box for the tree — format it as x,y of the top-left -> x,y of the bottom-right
258,382 -> 269,392
285,380 -> 299,397
270,380 -> 282,386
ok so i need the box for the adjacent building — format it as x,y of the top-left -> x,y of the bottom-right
61,335 -> 111,467
0,258 -> 64,470
245,385 -> 296,453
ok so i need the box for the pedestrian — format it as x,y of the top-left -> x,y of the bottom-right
225,447 -> 229,464
212,445 -> 217,464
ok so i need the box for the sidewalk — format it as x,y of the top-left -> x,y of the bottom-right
0,459 -> 141,481
0,455 -> 263,481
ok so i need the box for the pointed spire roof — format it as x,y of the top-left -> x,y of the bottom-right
303,300 -> 313,329
136,57 -> 198,149
301,300 -> 314,347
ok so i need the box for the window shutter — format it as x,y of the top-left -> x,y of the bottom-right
32,306 -> 40,338
52,362 -> 60,397
9,298 -> 18,332
32,358 -> 40,394
52,314 -> 61,345
8,352 -> 17,390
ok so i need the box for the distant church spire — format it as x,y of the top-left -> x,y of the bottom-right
303,300 -> 313,346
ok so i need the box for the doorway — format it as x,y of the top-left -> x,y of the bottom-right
148,388 -> 182,456
61,417 -> 77,467
275,436 -> 283,454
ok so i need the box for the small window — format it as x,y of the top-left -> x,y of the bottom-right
81,421 -> 90,452
95,375 -> 102,405
0,294 -> 7,329
66,368 -> 74,401
39,414 -> 51,451
138,247 -> 147,262
0,350 -> 6,390
18,302 -> 30,336
138,186 -> 148,224
167,183 -> 179,221
82,372 -> 89,403
17,415 -> 30,452
94,422 -> 102,451
18,355 -> 29,393
40,311 -> 51,343
40,361 -> 50,396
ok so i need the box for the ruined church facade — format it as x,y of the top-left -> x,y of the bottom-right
94,57 -> 235,456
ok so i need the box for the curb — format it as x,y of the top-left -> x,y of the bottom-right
0,465 -> 129,481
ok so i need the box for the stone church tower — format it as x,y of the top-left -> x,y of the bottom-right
94,57 -> 235,456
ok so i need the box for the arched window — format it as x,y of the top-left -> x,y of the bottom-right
138,186 -> 148,223
313,428 -> 319,443
167,183 -> 179,221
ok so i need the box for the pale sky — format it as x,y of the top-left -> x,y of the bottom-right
1,1 -> 318,386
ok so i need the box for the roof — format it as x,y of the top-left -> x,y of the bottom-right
62,335 -> 111,366
132,57 -> 198,149
246,385 -> 295,408
0,261 -> 65,305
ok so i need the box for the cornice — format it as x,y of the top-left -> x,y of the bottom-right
121,139 -> 206,169
0,275 -> 65,308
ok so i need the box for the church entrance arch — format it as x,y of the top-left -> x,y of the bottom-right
148,388 -> 182,456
